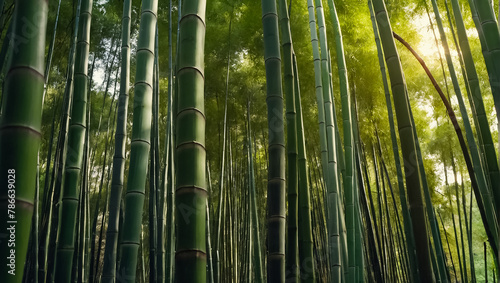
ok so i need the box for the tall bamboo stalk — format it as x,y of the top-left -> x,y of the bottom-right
174,0 -> 207,281
431,0 -> 499,257
277,0 -> 298,280
368,4 -> 418,281
450,0 -> 499,197
214,12 -> 232,283
325,1 -> 358,280
54,0 -> 93,279
164,0 -> 175,280
293,53 -> 316,282
371,0 -> 435,281
117,0 -> 157,280
306,1 -> 342,280
247,102 -> 264,283
101,0 -> 132,280
470,0 -> 500,167
261,0 -> 286,281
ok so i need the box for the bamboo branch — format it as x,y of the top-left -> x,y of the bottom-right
393,31 -> 498,258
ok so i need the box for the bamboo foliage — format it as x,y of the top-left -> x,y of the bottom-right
117,0 -> 157,280
174,0 -> 207,281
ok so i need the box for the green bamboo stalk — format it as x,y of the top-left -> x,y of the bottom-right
451,153 -> 469,283
90,90 -> 117,283
206,196 -> 214,283
0,2 -> 47,281
165,116 -> 174,283
357,152 -> 383,283
306,1 -> 342,280
460,170 -> 476,282
438,210 -> 458,282
214,12 -> 232,283
38,0 -> 62,273
486,242 -> 489,283
164,0 -> 174,281
371,0 -> 435,281
293,53 -> 316,282
41,0 -> 62,104
470,0 -> 500,167
78,121 -> 90,283
94,98 -> 118,283
442,9 -> 480,280
325,1 -> 357,280
205,160 -> 214,283
406,104 -> 448,282
101,0 -> 132,280
351,87 -> 365,283
314,1 -> 348,273
117,0 -> 157,280
174,0 -> 207,281
372,145 -> 387,280
431,0 -> 500,254
392,31 -> 499,264
149,50 -> 158,281
377,143 -> 412,282
277,0 -> 298,280
53,0 -> 92,280
261,0 -> 286,281
247,102 -> 264,283
369,3 -> 421,281
452,0 -> 500,212
363,144 -> 384,281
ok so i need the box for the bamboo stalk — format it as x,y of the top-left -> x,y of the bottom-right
174,0 -> 207,281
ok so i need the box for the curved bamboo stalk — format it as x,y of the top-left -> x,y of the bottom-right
174,0 -> 207,281
393,31 -> 499,260
429,1 -> 498,264
452,0 -> 500,212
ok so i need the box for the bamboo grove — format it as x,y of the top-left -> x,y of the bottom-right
0,0 -> 500,282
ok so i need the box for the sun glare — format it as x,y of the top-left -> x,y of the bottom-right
413,15 -> 442,59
